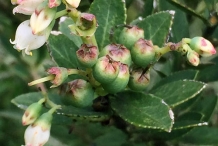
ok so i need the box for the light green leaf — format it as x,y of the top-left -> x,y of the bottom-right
150,80 -> 206,107
137,11 -> 173,47
110,91 -> 174,132
59,17 -> 82,48
47,34 -> 81,68
89,0 -> 126,50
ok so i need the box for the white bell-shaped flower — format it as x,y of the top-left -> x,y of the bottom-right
10,20 -> 47,55
12,0 -> 44,15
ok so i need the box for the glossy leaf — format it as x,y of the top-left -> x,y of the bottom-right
47,34 -> 81,68
89,0 -> 126,50
137,11 -> 173,47
150,80 -> 206,107
196,64 -> 218,82
110,91 -> 174,132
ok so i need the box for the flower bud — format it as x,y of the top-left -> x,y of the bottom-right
65,0 -> 81,8
69,13 -> 97,36
128,68 -> 150,91
93,55 -> 120,84
99,44 -> 132,66
47,67 -> 68,88
30,0 -> 56,34
68,79 -> 94,107
187,50 -> 200,66
12,0 -> 44,15
22,102 -> 42,126
10,20 -> 47,55
189,37 -> 216,57
102,63 -> 129,93
131,39 -> 155,68
48,0 -> 61,8
76,44 -> 99,68
118,25 -> 144,50
24,112 -> 52,146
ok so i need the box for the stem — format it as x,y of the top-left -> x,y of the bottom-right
68,8 -> 81,22
28,75 -> 54,86
55,9 -> 68,19
67,69 -> 88,79
81,35 -> 98,48
48,105 -> 61,114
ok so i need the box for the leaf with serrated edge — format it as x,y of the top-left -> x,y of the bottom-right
89,0 -> 126,50
150,80 -> 206,107
136,11 -> 174,47
110,91 -> 174,132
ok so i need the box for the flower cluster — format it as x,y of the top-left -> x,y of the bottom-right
10,0 -> 81,55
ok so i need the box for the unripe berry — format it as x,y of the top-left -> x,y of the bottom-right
76,44 -> 99,68
118,25 -> 144,50
131,39 -> 155,68
99,44 -> 132,66
187,50 -> 200,66
128,68 -> 150,91
68,79 -> 94,107
189,37 -> 216,57
102,63 -> 130,93
93,55 -> 120,84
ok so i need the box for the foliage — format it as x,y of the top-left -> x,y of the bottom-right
1,0 -> 218,145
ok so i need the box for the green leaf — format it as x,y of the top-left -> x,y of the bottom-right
150,80 -> 206,107
89,0 -> 126,49
11,92 -> 62,110
56,106 -> 111,122
47,34 -> 81,68
159,0 -> 189,42
59,17 -> 82,48
137,11 -> 173,47
180,127 -> 218,145
152,69 -> 198,90
196,64 -> 218,82
142,0 -> 154,17
204,0 -> 218,10
110,91 -> 174,132
173,112 -> 207,130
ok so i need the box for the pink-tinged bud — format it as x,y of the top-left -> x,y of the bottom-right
10,20 -> 47,55
93,55 -> 120,84
76,44 -> 99,68
189,37 -> 216,57
30,1 -> 56,34
69,13 -> 97,36
102,63 -> 130,93
65,0 -> 81,8
68,79 -> 94,107
128,68 -> 150,91
24,112 -> 52,146
22,102 -> 42,126
99,44 -> 132,66
131,39 -> 155,68
12,0 -> 44,15
48,0 -> 61,8
47,67 -> 68,88
118,25 -> 144,50
187,50 -> 200,66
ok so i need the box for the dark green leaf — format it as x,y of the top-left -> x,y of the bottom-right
137,11 -> 173,47
159,0 -> 189,42
173,112 -> 207,130
47,34 -> 81,68
196,64 -> 218,82
152,69 -> 198,90
150,80 -> 206,107
180,127 -> 218,145
110,91 -> 174,132
142,0 -> 154,17
56,106 -> 111,122
89,0 -> 126,49
203,0 -> 218,11
59,17 -> 82,48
